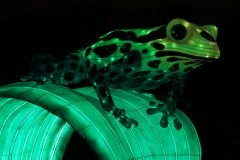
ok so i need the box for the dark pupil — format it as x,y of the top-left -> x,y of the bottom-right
171,24 -> 186,40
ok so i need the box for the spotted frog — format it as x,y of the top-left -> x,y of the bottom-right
22,18 -> 220,130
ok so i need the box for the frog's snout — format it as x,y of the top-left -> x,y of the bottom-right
203,25 -> 220,59
204,25 -> 218,40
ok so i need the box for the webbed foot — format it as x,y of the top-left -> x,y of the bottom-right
112,108 -> 138,129
147,100 -> 182,130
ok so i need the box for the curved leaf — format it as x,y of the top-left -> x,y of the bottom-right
0,82 -> 201,159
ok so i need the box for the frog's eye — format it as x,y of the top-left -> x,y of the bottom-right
166,18 -> 192,43
171,24 -> 187,40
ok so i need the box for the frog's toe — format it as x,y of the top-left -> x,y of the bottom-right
159,112 -> 169,128
147,103 -> 164,115
118,115 -> 138,129
118,117 -> 132,129
113,108 -> 126,118
113,108 -> 138,129
149,101 -> 157,106
146,108 -> 158,115
128,118 -> 138,127
20,76 -> 30,82
173,117 -> 182,130
36,79 -> 46,85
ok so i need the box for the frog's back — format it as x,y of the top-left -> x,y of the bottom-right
23,18 -> 220,91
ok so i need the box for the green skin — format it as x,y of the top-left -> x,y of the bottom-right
22,18 -> 220,130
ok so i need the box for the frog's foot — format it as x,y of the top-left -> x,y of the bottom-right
21,74 -> 49,85
112,108 -> 138,129
173,117 -> 182,130
20,74 -> 36,82
146,101 -> 182,130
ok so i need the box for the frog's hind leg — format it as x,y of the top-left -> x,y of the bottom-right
93,81 -> 138,129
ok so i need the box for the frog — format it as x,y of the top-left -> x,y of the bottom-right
21,18 -> 220,130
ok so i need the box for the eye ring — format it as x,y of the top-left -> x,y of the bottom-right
166,18 -> 193,43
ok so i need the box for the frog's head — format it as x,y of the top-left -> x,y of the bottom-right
162,18 -> 220,60
146,18 -> 221,73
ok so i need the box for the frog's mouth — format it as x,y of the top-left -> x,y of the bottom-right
160,51 -> 219,62
184,49 -> 220,61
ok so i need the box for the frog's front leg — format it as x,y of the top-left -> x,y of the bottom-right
147,78 -> 185,130
93,80 -> 138,129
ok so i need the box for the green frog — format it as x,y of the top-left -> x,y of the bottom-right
22,18 -> 220,130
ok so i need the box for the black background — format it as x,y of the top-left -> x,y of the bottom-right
0,0 -> 239,159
